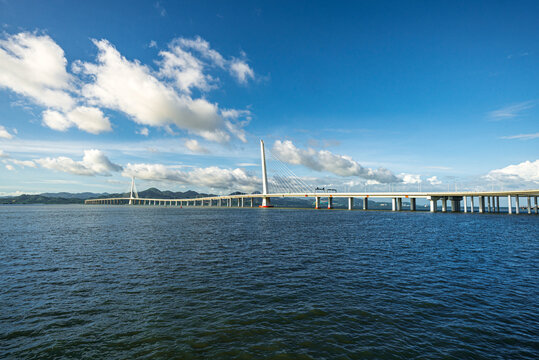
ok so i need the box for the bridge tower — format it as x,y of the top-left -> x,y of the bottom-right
129,176 -> 139,205
260,140 -> 272,207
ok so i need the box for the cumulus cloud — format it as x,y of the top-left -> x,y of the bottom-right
184,139 -> 209,154
485,159 -> 539,184
35,149 -> 122,176
122,163 -> 260,192
161,36 -> 255,88
1,31 -> 253,142
230,59 -> 254,84
5,164 -> 14,171
0,125 -> 14,139
271,140 -> 400,183
0,32 -> 75,110
42,107 -> 112,134
79,39 -> 244,143
427,176 -> 442,185
398,173 -> 422,184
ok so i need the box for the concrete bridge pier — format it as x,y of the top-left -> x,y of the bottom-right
328,197 -> 333,209
251,198 -> 254,207
450,197 -> 461,212
470,197 -> 474,213
507,195 -> 512,214
227,198 -> 231,207
348,197 -> 354,210
392,198 -> 397,211
241,198 -> 244,207
410,198 -> 416,211
441,197 -> 447,213
429,197 -> 438,212
535,196 -> 538,214
397,198 -> 402,211
315,197 -> 321,209
363,197 -> 368,210
463,196 -> 468,213
515,196 -> 520,214
479,196 -> 485,213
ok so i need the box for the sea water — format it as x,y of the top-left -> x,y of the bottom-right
1,205 -> 537,359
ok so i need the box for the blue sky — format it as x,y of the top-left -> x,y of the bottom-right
0,0 -> 538,195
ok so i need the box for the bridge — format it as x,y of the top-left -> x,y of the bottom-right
85,140 -> 539,214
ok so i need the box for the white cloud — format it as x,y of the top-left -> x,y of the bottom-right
5,159 -> 36,168
42,106 -> 112,134
0,125 -> 14,139
42,109 -> 71,131
500,132 -> 539,140
184,139 -> 209,154
137,127 -> 149,136
158,42 -> 216,93
67,106 -> 111,134
122,163 -> 260,192
1,32 -> 254,142
177,36 -> 226,68
79,39 -> 242,143
485,159 -> 539,184
0,32 -> 75,110
271,140 -> 400,183
5,164 -> 14,171
488,101 -> 535,120
398,173 -> 422,184
0,150 -> 8,158
35,149 -> 122,176
230,59 -> 254,84
427,176 -> 442,185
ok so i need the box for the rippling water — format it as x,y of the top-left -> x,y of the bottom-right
1,205 -> 538,359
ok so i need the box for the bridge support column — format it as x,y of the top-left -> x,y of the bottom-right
507,195 -> 512,214
241,198 -> 244,207
515,196 -> 520,214
463,196 -> 467,213
479,196 -> 485,213
397,198 -> 402,211
251,198 -> 254,207
429,197 -> 438,212
315,197 -> 320,209
527,196 -> 531,214
410,198 -> 416,211
488,197 -> 492,213
470,197 -> 474,213
535,196 -> 538,214
392,198 -> 397,211
363,197 -> 368,210
348,197 -> 354,210
442,197 -> 447,213
227,198 -> 231,207
327,197 -> 333,209
450,197 -> 462,212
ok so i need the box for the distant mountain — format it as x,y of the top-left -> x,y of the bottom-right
0,194 -> 83,204
40,192 -> 107,199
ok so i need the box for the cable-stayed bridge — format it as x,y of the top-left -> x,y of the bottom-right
85,140 -> 539,214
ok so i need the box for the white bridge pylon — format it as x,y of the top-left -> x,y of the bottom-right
128,176 -> 139,205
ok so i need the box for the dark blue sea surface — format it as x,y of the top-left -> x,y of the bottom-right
1,205 -> 538,359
